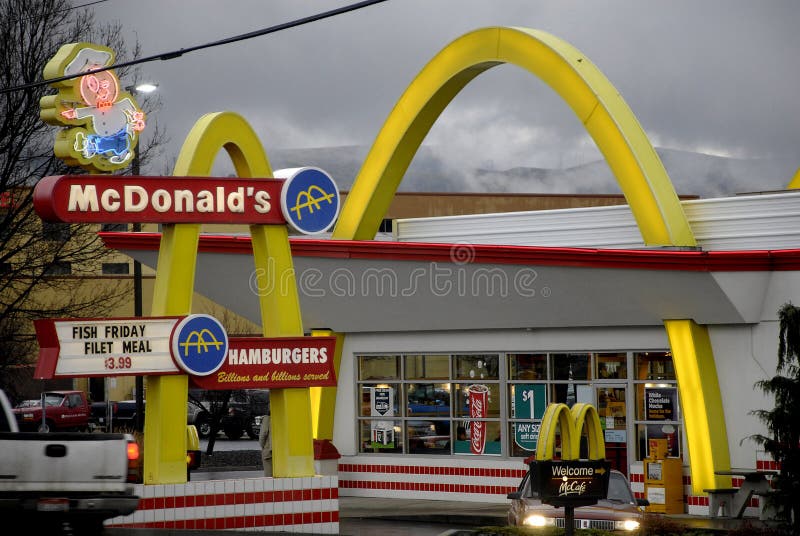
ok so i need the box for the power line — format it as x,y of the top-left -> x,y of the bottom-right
0,0 -> 389,95
8,0 -> 111,24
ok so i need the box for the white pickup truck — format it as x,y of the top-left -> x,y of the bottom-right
0,389 -> 140,533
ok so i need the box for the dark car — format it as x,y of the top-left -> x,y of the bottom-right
507,469 -> 648,532
90,399 -> 212,437
220,389 -> 270,440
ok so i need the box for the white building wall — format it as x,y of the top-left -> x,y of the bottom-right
707,324 -> 778,469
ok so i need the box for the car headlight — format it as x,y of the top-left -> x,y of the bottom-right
523,514 -> 554,527
615,519 -> 640,531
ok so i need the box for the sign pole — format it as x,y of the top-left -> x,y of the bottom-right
564,505 -> 575,536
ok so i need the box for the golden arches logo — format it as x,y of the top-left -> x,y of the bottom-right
535,403 -> 606,461
179,328 -> 224,356
291,185 -> 335,221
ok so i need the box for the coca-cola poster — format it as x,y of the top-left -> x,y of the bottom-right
454,383 -> 501,455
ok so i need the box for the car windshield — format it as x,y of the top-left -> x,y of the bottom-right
606,472 -> 634,503
43,394 -> 66,406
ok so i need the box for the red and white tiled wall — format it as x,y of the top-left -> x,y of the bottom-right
105,475 -> 339,533
338,456 -> 526,503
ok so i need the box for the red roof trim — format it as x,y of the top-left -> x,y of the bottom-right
99,232 -> 800,272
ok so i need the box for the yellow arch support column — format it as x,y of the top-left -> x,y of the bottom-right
309,330 -> 344,439
143,223 -> 199,483
145,112 -> 314,482
250,223 -> 314,476
665,320 -> 732,493
332,26 -> 695,247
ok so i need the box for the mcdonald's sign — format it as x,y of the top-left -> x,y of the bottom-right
535,403 -> 606,461
277,167 -> 340,235
530,403 -> 611,508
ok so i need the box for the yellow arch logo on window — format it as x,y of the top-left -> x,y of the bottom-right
535,403 -> 606,461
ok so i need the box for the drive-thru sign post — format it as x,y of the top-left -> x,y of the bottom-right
531,403 -> 611,536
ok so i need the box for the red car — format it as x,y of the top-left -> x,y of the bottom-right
507,469 -> 648,532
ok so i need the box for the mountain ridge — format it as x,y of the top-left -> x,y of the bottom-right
269,145 -> 797,198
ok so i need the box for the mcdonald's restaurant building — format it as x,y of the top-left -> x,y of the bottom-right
108,187 -> 800,517
36,26 -> 800,529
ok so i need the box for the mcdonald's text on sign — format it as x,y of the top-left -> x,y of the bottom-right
189,336 -> 338,390
33,317 -> 186,379
33,175 -> 285,224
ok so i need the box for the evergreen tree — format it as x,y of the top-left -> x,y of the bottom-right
750,302 -> 800,533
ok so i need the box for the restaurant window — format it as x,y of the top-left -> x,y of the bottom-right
507,355 -> 548,459
359,355 -> 399,380
508,353 -> 546,380
357,354 -> 501,456
596,352 -> 627,380
550,353 -> 591,407
633,351 -> 681,460
405,354 -> 448,379
357,355 -> 402,454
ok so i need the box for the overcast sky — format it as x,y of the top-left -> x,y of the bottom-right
93,0 -> 800,186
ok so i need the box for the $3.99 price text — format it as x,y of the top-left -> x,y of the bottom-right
104,356 -> 132,370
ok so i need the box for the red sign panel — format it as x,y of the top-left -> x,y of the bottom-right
33,175 -> 285,224
189,336 -> 338,390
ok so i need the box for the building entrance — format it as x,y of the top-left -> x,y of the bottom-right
596,384 -> 628,476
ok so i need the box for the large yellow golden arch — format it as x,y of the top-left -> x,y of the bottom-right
145,112 -> 314,483
536,403 -> 606,461
329,26 -> 729,494
333,27 -> 695,247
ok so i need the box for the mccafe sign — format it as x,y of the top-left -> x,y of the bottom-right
530,459 -> 611,508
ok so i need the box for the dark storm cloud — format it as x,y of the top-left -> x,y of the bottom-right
93,0 -> 800,190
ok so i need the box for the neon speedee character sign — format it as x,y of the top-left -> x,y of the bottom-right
40,43 -> 146,172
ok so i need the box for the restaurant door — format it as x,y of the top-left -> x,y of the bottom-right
596,384 -> 628,476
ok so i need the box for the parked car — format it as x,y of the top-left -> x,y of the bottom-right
220,389 -> 270,440
12,390 -> 90,432
507,469 -> 648,532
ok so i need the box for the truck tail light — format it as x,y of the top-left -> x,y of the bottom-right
127,441 -> 140,461
126,439 -> 141,483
